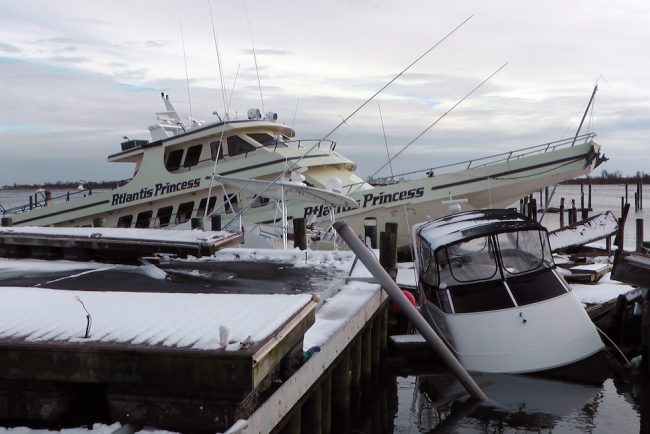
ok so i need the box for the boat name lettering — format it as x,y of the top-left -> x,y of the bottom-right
303,187 -> 424,218
111,178 -> 201,206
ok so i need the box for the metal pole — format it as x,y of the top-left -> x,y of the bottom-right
333,221 -> 487,401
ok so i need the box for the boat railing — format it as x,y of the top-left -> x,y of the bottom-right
355,133 -> 596,190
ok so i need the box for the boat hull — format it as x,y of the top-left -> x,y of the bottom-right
423,291 -> 605,375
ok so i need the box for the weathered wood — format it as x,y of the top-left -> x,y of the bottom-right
280,407 -> 301,434
363,217 -> 377,248
350,337 -> 361,394
331,351 -> 350,432
292,218 -> 307,250
379,231 -> 397,275
637,219 -> 644,253
301,385 -> 322,434
321,375 -> 332,434
371,318 -> 381,382
361,327 -> 372,390
644,291 -> 650,376
559,197 -> 565,227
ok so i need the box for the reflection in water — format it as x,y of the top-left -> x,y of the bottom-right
382,373 -> 643,433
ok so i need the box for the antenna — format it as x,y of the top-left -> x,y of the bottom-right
378,103 -> 394,180
180,22 -> 194,127
365,62 -> 508,181
208,0 -> 229,116
243,0 -> 265,113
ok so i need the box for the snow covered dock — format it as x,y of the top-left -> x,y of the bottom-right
0,226 -> 242,260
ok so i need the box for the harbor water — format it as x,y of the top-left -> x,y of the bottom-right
1,183 -> 649,433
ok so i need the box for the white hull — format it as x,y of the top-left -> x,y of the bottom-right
425,291 -> 604,374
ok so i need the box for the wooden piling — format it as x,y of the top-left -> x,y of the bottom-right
636,192 -> 639,212
637,219 -> 644,253
363,217 -> 377,249
301,385 -> 322,434
559,198 -> 565,227
29,196 -> 33,210
350,337 -> 361,394
544,186 -> 549,210
321,375 -> 332,434
581,183 -> 588,220
190,218 -> 204,230
588,181 -> 592,209
293,218 -> 307,250
361,326 -> 372,391
1,217 -> 12,227
331,351 -> 350,432
611,294 -> 627,345
371,318 -> 381,382
643,291 -> 650,376
280,407 -> 301,434
379,231 -> 397,276
519,198 -> 524,215
211,214 -> 221,231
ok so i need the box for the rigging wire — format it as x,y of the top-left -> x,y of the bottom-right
243,0 -> 265,113
364,62 -> 509,184
180,22 -> 193,127
378,103 -> 395,180
208,0 -> 229,116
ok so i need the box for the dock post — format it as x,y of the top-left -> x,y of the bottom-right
211,214 -> 222,231
331,351 -> 351,432
588,181 -> 592,209
606,236 -> 612,254
522,196 -> 528,217
379,230 -> 397,278
559,198 -> 565,227
622,196 -> 625,217
611,294 -> 627,345
321,375 -> 332,434
350,336 -> 362,394
371,317 -> 381,382
334,221 -> 488,401
1,217 -> 12,227
191,217 -> 204,230
636,192 -> 639,212
301,385 -> 322,434
363,217 -> 377,248
643,291 -> 650,376
293,217 -> 307,250
637,219 -> 644,252
545,186 -> 549,210
519,198 -> 524,215
280,408 -> 301,434
581,183 -> 588,220
29,196 -> 33,210
361,326 -> 372,391
93,217 -> 106,227
380,306 -> 388,352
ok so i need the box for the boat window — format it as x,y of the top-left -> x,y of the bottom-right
183,144 -> 203,167
176,201 -> 195,224
135,211 -> 153,228
117,215 -> 133,228
507,268 -> 568,306
227,136 -> 256,157
248,133 -> 286,148
448,280 -> 516,313
210,141 -> 224,161
251,195 -> 270,209
439,236 -> 498,284
497,230 -> 553,275
197,196 -> 217,216
156,206 -> 174,227
166,149 -> 184,171
223,194 -> 239,213
418,240 -> 438,287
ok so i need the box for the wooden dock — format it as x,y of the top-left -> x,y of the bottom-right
0,226 -> 242,261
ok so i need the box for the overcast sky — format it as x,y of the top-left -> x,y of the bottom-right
1,0 -> 648,185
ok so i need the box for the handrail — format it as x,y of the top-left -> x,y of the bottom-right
361,133 -> 596,189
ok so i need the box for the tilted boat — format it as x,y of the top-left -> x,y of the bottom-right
412,208 -> 607,376
1,94 -> 606,250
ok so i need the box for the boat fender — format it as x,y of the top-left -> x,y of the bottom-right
392,290 -> 416,313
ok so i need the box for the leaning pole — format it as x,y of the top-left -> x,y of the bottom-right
333,221 -> 488,401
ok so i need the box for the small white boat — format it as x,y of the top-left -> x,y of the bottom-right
412,208 -> 606,375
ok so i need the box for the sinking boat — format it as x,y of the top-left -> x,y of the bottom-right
412,208 -> 607,376
1,94 -> 605,250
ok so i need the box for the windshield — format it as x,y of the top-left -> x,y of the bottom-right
497,229 -> 552,275
438,235 -> 499,286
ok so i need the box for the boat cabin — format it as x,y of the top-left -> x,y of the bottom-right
414,209 -> 569,315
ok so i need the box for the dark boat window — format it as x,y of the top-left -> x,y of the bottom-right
183,144 -> 203,167
156,206 -> 174,227
251,195 -> 270,208
210,141 -> 224,161
448,280 -> 515,313
166,149 -> 184,171
507,268 -> 568,306
197,196 -> 217,216
418,240 -> 438,287
227,136 -> 256,157
117,215 -> 133,228
135,211 -> 153,228
223,194 -> 239,213
440,236 -> 498,284
248,133 -> 286,148
176,201 -> 195,224
498,230 -> 553,275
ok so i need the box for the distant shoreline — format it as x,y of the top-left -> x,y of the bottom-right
1,180 -> 127,190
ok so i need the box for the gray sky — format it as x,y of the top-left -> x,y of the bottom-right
1,0 -> 648,185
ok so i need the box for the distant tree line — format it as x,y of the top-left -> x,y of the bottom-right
1,179 -> 128,190
564,170 -> 648,185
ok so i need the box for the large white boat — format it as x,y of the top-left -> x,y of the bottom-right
411,208 -> 607,376
1,94 -> 605,249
